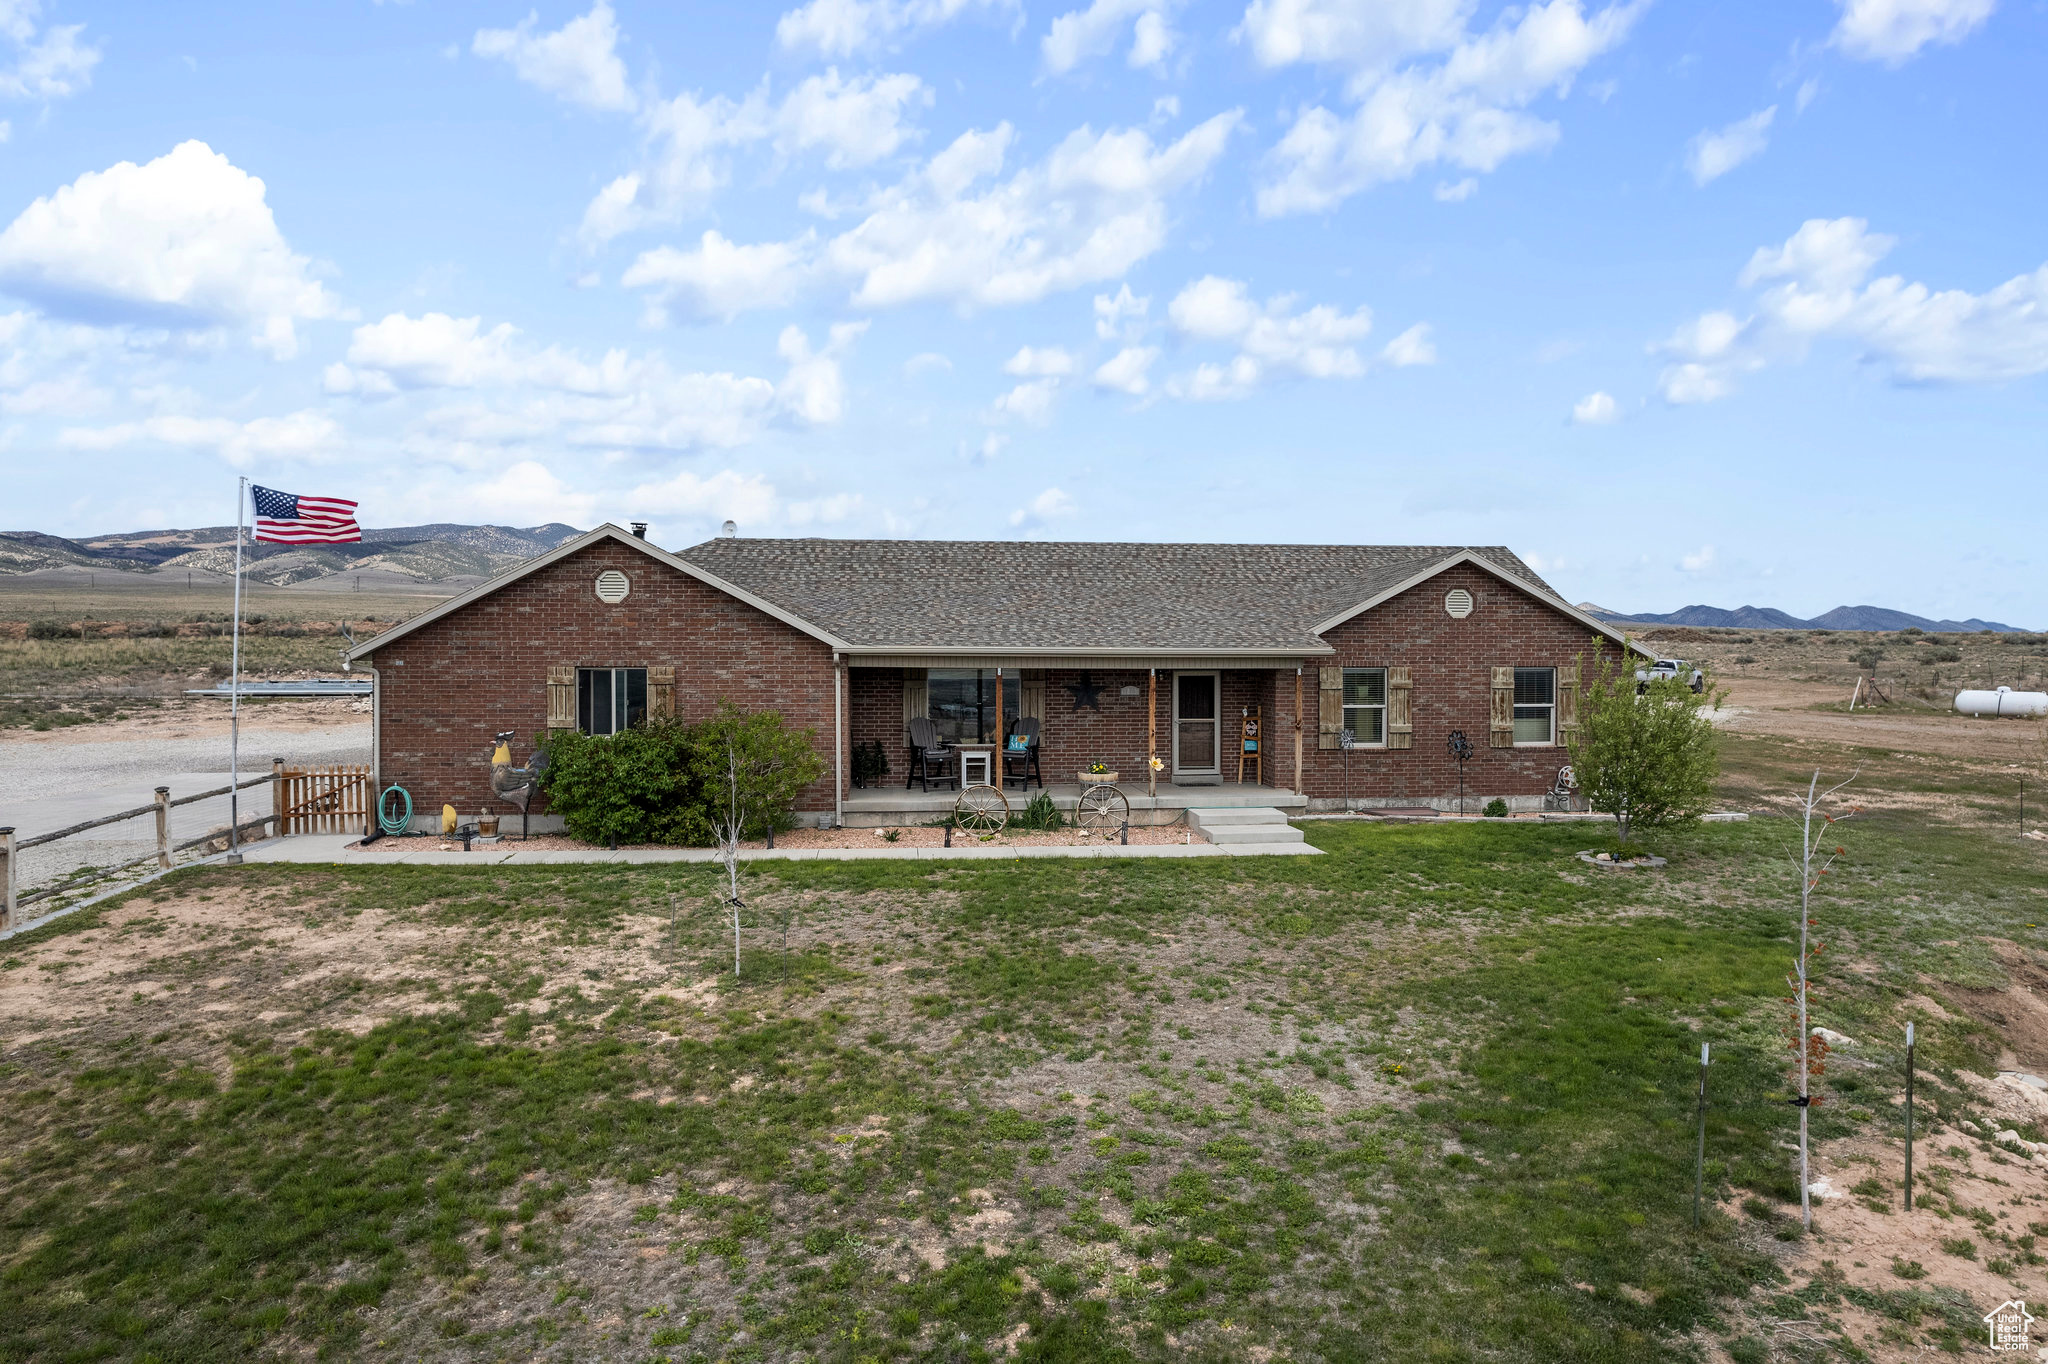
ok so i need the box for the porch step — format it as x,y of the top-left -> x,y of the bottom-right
1187,807 -> 1305,845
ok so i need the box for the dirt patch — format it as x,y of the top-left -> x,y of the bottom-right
1715,677 -> 2044,765
1938,940 -> 2048,1073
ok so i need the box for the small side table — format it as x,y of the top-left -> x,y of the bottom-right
954,743 -> 997,786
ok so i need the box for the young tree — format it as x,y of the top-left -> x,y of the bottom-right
1567,636 -> 1722,844
1789,769 -> 1857,1230
695,704 -> 828,976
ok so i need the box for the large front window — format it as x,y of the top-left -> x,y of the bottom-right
928,668 -> 1021,744
1342,668 -> 1386,746
1513,667 -> 1555,745
578,667 -> 647,735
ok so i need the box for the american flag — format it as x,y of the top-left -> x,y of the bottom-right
252,485 -> 361,544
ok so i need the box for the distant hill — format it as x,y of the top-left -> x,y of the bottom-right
0,522 -> 585,584
1578,602 -> 2030,633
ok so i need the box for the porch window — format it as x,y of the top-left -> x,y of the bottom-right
1513,667 -> 1555,745
578,667 -> 648,736
928,668 -> 1021,744
1342,668 -> 1386,746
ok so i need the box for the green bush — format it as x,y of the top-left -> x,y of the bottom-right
1482,798 -> 1508,819
1568,637 -> 1720,844
538,704 -> 826,847
1013,791 -> 1065,831
27,620 -> 79,640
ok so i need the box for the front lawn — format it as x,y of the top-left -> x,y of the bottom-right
1,751 -> 2040,1362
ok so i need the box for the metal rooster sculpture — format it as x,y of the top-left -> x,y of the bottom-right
490,730 -> 548,839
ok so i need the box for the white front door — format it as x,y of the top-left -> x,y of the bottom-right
1173,672 -> 1220,777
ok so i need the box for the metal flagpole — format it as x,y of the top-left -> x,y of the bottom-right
227,477 -> 247,865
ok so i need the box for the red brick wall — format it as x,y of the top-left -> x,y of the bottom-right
1301,562 -> 1601,805
364,539 -> 843,817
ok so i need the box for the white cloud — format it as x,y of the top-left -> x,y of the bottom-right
1043,0 -> 1178,74
464,460 -> 603,527
1434,176 -> 1477,201
1679,544 -> 1715,573
474,1 -> 635,112
1571,389 -> 1618,424
1686,106 -> 1774,186
1381,323 -> 1435,366
1003,345 -> 1077,377
58,409 -> 344,467
1092,344 -> 1157,394
0,0 -> 99,101
1009,485 -> 1075,528
991,377 -> 1060,422
628,467 -> 781,524
1169,275 -> 1375,376
1235,0 -> 1469,71
0,141 -> 344,358
1830,0 -> 1993,64
777,321 -> 867,425
1093,283 -> 1149,340
619,231 -> 813,322
1253,0 -> 1645,217
1166,354 -> 1261,401
639,114 -> 1237,314
775,0 -> 1009,58
577,69 -> 930,245
905,351 -> 952,375
1657,217 -> 2048,402
832,113 -> 1240,308
968,431 -> 1008,463
326,310 -> 857,453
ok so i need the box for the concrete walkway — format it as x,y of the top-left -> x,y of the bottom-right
242,834 -> 1322,866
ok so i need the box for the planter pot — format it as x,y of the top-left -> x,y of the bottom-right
478,815 -> 500,836
1079,771 -> 1120,785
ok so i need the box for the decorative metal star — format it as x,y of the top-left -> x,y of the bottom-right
1066,671 -> 1103,712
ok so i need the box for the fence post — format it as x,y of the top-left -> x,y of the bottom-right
1,826 -> 15,930
155,787 -> 171,870
272,758 -> 286,839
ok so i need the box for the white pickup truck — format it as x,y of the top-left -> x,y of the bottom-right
1636,658 -> 1705,694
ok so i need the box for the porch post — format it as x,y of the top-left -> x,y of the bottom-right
833,653 -> 844,829
1294,667 -> 1305,798
994,667 -> 1004,792
1147,669 -> 1157,798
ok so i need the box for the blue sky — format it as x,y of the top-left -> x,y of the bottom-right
0,0 -> 2041,623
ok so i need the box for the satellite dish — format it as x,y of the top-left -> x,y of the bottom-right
719,520 -> 737,538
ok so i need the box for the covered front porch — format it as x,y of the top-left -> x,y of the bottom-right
839,781 -> 1305,828
843,659 -> 1313,812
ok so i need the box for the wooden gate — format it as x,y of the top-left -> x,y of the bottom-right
279,764 -> 370,835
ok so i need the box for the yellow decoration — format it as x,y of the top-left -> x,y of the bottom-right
441,803 -> 458,834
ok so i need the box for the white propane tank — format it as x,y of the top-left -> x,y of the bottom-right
1954,686 -> 2048,718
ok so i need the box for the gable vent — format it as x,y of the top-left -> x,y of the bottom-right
596,570 -> 631,604
1444,588 -> 1474,619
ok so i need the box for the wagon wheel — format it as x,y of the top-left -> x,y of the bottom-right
954,783 -> 1010,835
1076,783 -> 1129,839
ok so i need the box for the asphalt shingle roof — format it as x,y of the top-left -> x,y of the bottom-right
674,539 -> 1557,651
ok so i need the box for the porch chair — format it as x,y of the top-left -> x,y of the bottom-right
1001,716 -> 1043,790
906,716 -> 958,791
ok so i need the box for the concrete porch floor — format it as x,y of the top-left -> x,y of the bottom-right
840,781 -> 1303,827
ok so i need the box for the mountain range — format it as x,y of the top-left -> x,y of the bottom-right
1578,602 -> 2030,633
0,523 -> 584,586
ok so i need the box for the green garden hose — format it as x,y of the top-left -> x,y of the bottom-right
378,784 -> 414,837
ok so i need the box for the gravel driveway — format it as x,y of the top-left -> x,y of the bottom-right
1,699 -> 370,895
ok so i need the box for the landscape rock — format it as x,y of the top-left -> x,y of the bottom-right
1811,1027 -> 1857,1048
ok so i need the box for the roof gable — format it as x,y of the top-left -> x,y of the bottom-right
1311,549 -> 1639,650
347,524 -> 849,661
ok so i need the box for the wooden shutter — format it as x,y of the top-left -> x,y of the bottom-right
1489,666 -> 1515,747
1387,666 -> 1413,749
1318,666 -> 1344,749
648,665 -> 675,719
1556,662 -> 1580,748
546,665 -> 576,730
902,668 -> 928,736
1020,671 -> 1045,722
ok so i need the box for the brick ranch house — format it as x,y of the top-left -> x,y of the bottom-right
347,524 -> 1642,828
